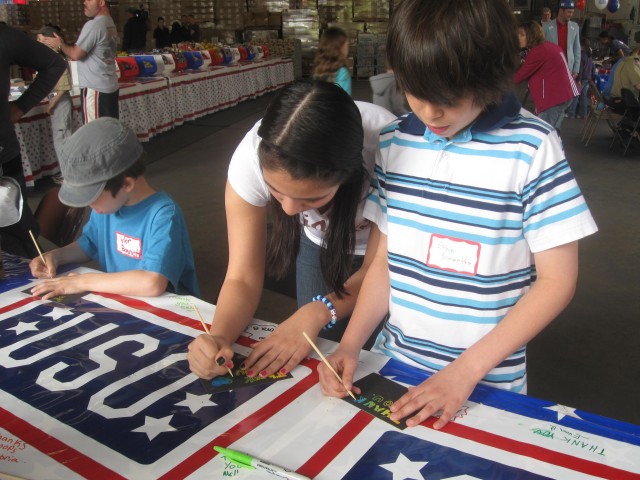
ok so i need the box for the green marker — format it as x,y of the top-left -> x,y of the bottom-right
214,446 -> 310,480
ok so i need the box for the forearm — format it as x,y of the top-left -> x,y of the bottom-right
208,277 -> 264,345
323,224 -> 381,326
60,43 -> 86,61
73,270 -> 168,297
452,243 -> 579,384
340,234 -> 390,354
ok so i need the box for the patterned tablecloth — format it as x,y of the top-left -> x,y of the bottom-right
15,57 -> 294,188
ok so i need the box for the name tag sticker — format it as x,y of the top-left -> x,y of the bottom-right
116,232 -> 142,259
426,234 -> 480,275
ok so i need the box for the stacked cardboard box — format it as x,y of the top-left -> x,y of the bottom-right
55,0 -> 86,42
355,31 -> 374,78
318,5 -> 351,26
150,0 -> 182,25
182,0 -> 215,23
0,4 -> 29,27
247,0 -> 291,12
215,0 -> 245,29
282,9 -> 319,77
353,0 -> 388,21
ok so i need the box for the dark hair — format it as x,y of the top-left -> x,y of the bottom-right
598,31 -> 614,40
257,81 -> 365,296
581,37 -> 593,57
313,27 -> 349,82
104,155 -> 146,197
387,0 -> 519,109
158,16 -> 165,22
520,20 -> 545,48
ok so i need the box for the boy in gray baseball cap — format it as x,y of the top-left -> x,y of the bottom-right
29,117 -> 199,298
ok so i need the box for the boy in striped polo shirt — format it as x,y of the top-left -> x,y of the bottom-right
319,0 -> 597,430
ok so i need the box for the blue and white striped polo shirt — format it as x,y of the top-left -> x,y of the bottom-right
364,93 -> 598,392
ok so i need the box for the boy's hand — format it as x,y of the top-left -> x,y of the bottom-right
389,362 -> 476,430
30,273 -> 84,300
318,347 -> 361,398
241,306 -> 327,378
187,334 -> 234,380
29,252 -> 57,278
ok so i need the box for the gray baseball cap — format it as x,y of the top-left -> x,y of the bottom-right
58,118 -> 143,207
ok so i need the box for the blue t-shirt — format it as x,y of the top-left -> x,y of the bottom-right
77,192 -> 200,296
334,66 -> 352,95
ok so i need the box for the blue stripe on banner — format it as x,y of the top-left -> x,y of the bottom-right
378,357 -> 640,444
388,215 -> 524,246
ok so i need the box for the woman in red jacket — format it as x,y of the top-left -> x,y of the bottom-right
515,20 -> 579,130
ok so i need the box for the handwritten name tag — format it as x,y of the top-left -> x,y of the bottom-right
426,234 -> 480,275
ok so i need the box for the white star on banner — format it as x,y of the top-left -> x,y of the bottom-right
379,453 -> 428,480
175,392 -> 218,414
544,404 -> 582,421
43,307 -> 75,320
8,321 -> 40,335
132,415 -> 177,441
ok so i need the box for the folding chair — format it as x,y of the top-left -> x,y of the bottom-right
610,88 -> 640,156
582,80 -> 621,147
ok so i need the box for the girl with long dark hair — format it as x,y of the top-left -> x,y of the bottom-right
187,81 -> 395,380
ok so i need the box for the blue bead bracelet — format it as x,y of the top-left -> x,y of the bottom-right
312,295 -> 337,329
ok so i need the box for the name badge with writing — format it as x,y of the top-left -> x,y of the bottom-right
426,234 -> 480,275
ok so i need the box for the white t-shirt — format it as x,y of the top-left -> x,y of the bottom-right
227,101 -> 397,255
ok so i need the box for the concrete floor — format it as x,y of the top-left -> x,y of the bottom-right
28,80 -> 640,425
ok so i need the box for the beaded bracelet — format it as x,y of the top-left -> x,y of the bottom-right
312,295 -> 337,329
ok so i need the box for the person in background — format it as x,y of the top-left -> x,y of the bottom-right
515,20 -> 579,130
186,14 -> 200,43
40,0 -> 119,124
170,18 -> 183,45
37,25 -> 74,168
541,7 -> 552,23
318,0 -> 597,431
543,0 -> 581,78
369,66 -> 409,117
187,82 -> 395,381
605,48 -> 640,114
153,16 -> 171,49
29,118 -> 199,299
598,31 -> 631,65
0,24 -> 65,258
122,6 -> 147,53
567,37 -> 596,119
313,27 -> 351,95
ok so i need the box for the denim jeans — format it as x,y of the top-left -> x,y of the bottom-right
296,233 -> 381,347
539,98 -> 573,130
567,82 -> 590,118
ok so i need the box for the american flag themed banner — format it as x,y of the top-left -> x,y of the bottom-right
0,263 -> 639,479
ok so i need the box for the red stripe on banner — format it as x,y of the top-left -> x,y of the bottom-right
418,418 -> 640,480
98,292 -> 203,329
97,294 -> 270,350
0,407 -> 126,480
298,411 -> 374,479
0,297 -> 35,314
157,357 -> 322,479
